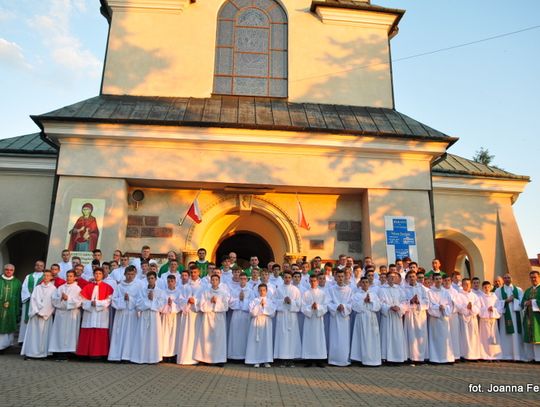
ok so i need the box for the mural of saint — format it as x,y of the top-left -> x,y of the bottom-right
68,202 -> 100,252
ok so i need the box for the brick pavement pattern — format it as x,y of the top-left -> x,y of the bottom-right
0,352 -> 538,407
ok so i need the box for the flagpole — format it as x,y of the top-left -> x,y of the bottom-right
178,189 -> 202,226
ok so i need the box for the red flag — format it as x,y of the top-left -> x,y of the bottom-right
297,200 -> 310,230
187,197 -> 202,224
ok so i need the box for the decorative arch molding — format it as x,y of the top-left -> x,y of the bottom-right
0,221 -> 49,247
435,229 -> 484,280
185,194 -> 302,254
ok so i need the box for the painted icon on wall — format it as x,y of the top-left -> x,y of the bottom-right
66,199 -> 105,253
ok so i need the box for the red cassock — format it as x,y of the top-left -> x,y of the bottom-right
76,281 -> 114,357
53,277 -> 66,288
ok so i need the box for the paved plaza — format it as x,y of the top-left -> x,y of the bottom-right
0,348 -> 538,407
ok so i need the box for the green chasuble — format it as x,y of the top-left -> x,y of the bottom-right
0,276 -> 22,334
196,260 -> 209,277
158,262 -> 185,278
425,269 -> 447,278
243,267 -> 253,278
521,285 -> 540,344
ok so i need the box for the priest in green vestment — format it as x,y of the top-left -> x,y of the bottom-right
0,264 -> 22,350
521,271 -> 540,352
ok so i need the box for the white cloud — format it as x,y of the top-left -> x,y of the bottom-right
0,38 -> 32,70
27,0 -> 101,79
0,8 -> 16,22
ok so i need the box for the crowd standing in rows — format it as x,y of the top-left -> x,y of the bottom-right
0,246 -> 539,368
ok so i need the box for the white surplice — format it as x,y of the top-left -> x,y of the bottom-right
108,280 -> 140,361
245,296 -> 276,364
350,289 -> 381,366
495,285 -> 526,361
18,271 -> 43,343
227,284 -> 253,360
130,286 -> 167,364
379,284 -> 406,362
457,290 -> 481,360
20,282 -> 56,358
444,285 -> 462,359
160,288 -> 180,357
402,283 -> 429,362
427,286 -> 454,363
273,283 -> 302,360
48,283 -> 82,353
301,288 -> 327,359
193,286 -> 229,364
176,280 -> 203,365
327,284 -> 353,366
478,292 -> 503,360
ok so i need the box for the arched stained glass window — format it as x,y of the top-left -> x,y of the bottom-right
213,0 -> 288,97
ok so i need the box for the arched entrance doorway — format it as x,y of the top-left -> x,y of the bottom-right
1,230 -> 48,279
435,238 -> 472,278
216,232 -> 274,269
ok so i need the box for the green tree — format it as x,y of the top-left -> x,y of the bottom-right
472,147 -> 494,166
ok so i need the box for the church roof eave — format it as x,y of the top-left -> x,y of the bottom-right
432,153 -> 530,182
31,95 -> 458,147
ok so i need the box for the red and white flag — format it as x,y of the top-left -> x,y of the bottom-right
297,200 -> 310,230
186,197 -> 202,224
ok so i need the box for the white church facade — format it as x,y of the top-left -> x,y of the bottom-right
0,0 -> 531,286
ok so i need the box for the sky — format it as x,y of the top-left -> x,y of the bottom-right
0,0 -> 538,257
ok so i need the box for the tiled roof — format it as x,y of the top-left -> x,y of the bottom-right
310,0 -> 405,16
33,95 -> 455,143
433,153 -> 529,181
0,133 -> 57,155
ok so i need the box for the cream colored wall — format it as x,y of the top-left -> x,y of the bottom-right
0,173 -> 54,235
122,188 -> 361,262
50,124 -> 441,192
46,176 -> 129,263
102,0 -> 395,107
433,186 -> 530,288
0,172 -> 54,266
364,188 -> 435,268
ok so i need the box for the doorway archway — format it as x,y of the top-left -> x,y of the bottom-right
435,229 -> 483,280
216,231 -> 274,269
1,230 -> 48,279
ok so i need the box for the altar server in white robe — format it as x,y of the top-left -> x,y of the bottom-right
160,274 -> 180,362
193,274 -> 229,365
478,281 -> 503,360
442,275 -> 462,359
245,284 -> 276,367
379,271 -> 406,363
301,274 -> 328,366
228,272 -> 252,360
402,271 -> 429,363
21,270 -> 56,358
494,273 -> 526,361
457,278 -> 481,360
18,261 -> 44,343
176,266 -> 203,365
48,270 -> 82,354
327,269 -> 353,366
130,271 -> 167,364
427,274 -> 454,363
273,271 -> 302,366
350,277 -> 381,366
108,266 -> 140,361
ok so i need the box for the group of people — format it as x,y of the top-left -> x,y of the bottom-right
0,245 -> 539,368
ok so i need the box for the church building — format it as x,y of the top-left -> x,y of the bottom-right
0,0 -> 531,286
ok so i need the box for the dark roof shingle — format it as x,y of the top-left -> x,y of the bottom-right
33,95 -> 456,143
433,154 -> 529,181
0,133 -> 57,155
